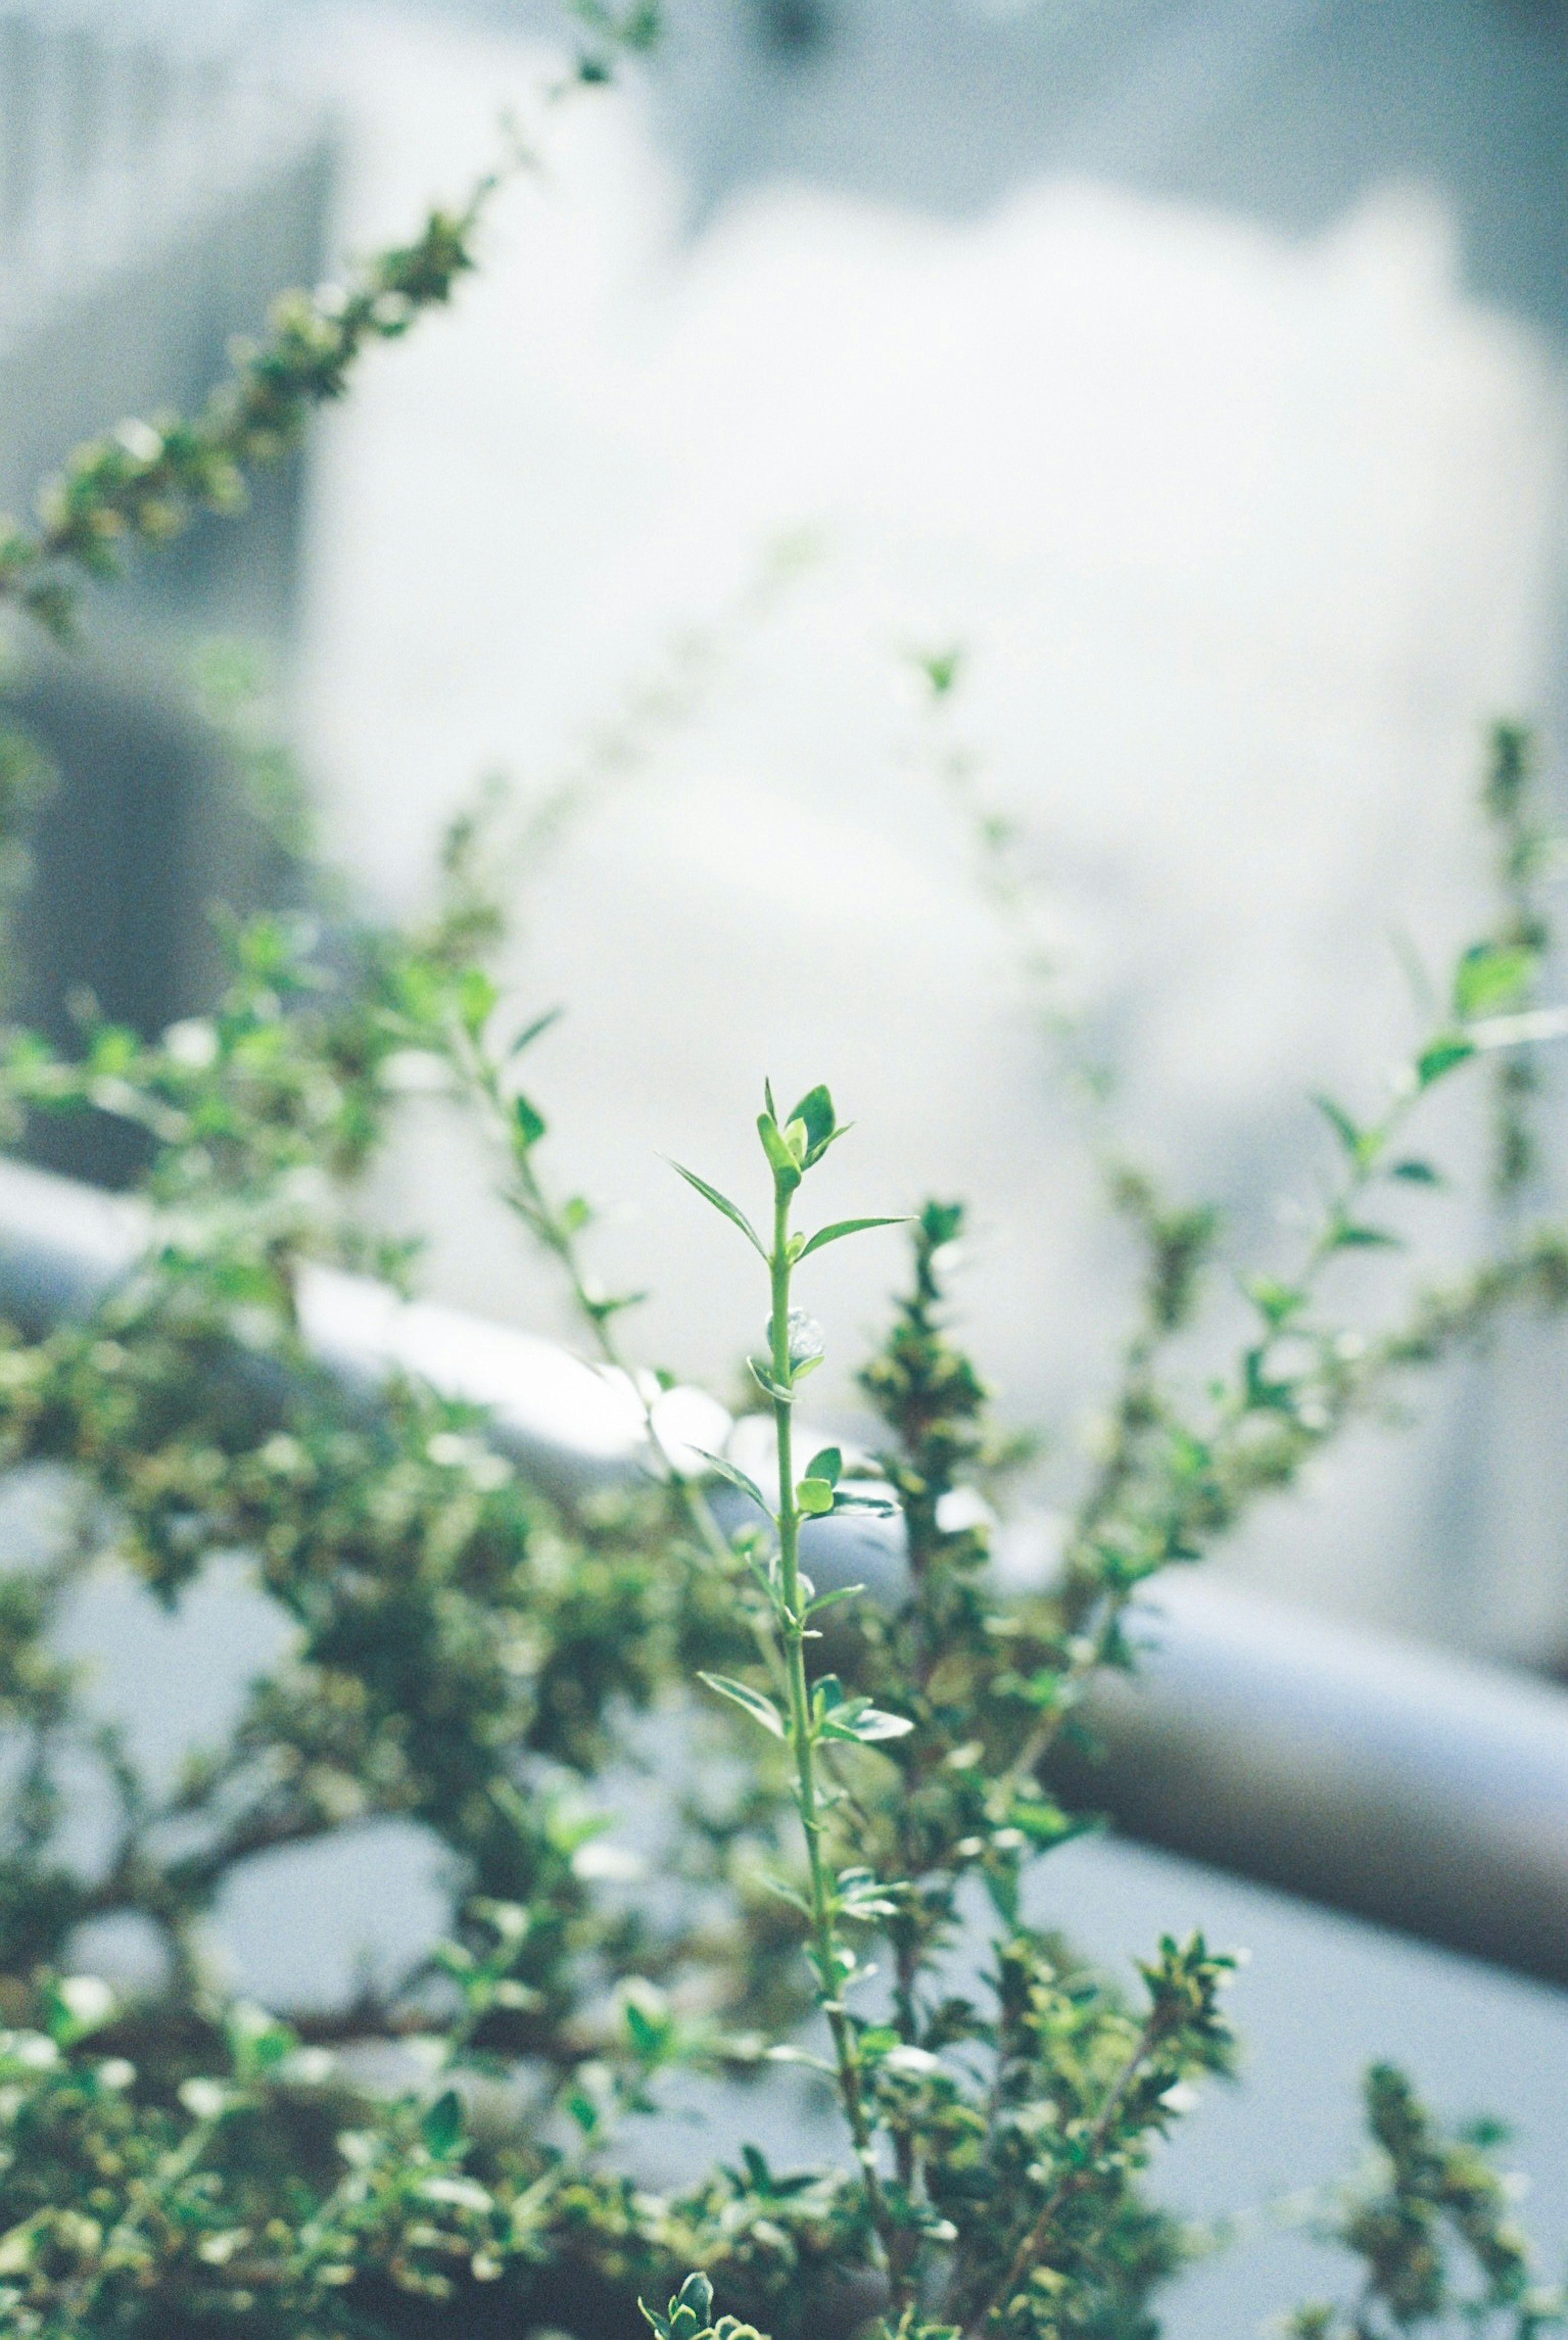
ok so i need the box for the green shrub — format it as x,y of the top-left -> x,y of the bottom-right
0,16 -> 1561,2338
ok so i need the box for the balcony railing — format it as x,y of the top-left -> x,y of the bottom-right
3,1147 -> 1566,1990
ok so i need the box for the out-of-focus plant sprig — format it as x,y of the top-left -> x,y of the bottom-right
1285,2066 -> 1566,2340
0,0 -> 666,644
1477,720 -> 1561,1202
0,191 -> 495,642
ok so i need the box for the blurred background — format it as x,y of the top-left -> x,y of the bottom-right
7,4 -> 1568,2327
302,0 -> 1568,1672
10,0 -> 1568,1659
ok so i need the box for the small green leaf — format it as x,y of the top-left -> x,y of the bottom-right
1245,1276 -> 1305,1329
420,2088 -> 464,2158
514,1093 -> 547,1149
798,1215 -> 907,1259
588,1288 -> 648,1320
565,2087 -> 601,2136
917,643 -> 964,696
853,1707 -> 915,1741
1417,1034 -> 1475,1087
457,968 -> 498,1037
508,1006 -> 562,1056
805,1581 -> 865,1617
699,1672 -> 787,1739
796,1476 -> 835,1515
677,2273 -> 714,2318
1313,1093 -> 1364,1159
1453,941 -> 1538,1020
666,1160 -> 766,1256
983,1859 -> 1021,1929
829,1490 -> 899,1516
1011,1795 -> 1078,1846
786,1083 -> 836,1164
689,1447 -> 772,1513
747,1356 -> 794,1404
836,1864 -> 899,1920
804,1445 -> 842,1485
621,1982 -> 673,2062
764,2042 -> 836,2073
624,2003 -> 662,2059
1332,1221 -> 1403,1250
652,2272 -> 715,2340
225,1999 -> 294,2075
1391,1158 -> 1442,1184
754,1872 -> 811,1915
820,1705 -> 915,1744
756,1113 -> 802,1190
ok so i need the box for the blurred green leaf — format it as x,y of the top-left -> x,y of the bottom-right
1418,1035 -> 1475,1087
1453,941 -> 1538,1021
420,2088 -> 464,2158
667,1160 -> 766,1256
699,1672 -> 786,1739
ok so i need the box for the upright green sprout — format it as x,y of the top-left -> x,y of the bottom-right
667,1096 -> 1242,2337
675,1084 -> 910,2282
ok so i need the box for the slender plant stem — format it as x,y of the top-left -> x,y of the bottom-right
767,1182 -> 904,2296
1009,1039 -> 1455,1790
455,1020 -> 772,1625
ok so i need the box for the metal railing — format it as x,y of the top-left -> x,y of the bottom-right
3,1149 -> 1567,1990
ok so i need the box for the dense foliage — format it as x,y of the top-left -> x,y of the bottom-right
0,14 -> 1561,2339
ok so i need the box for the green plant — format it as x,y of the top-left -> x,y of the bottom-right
0,198 -> 491,645
0,20 -> 1562,2340
1285,2067 -> 1562,2340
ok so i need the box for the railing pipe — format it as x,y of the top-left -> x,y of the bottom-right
2,1153 -> 1567,1988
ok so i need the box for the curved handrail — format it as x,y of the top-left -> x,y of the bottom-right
3,1153 -> 1566,1985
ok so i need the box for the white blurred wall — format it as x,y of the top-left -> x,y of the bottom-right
294,7 -> 1568,1661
